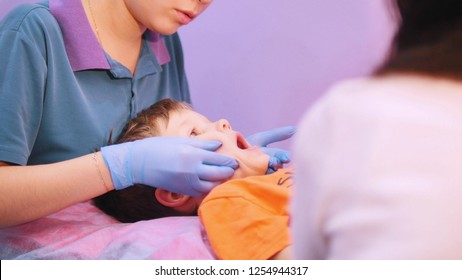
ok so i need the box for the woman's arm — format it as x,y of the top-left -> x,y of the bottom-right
0,152 -> 114,228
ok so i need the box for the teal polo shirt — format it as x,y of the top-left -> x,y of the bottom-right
0,0 -> 190,165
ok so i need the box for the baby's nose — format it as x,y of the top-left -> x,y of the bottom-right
216,119 -> 232,132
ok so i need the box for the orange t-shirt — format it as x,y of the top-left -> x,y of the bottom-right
198,167 -> 294,260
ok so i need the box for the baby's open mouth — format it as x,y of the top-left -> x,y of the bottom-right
236,133 -> 250,150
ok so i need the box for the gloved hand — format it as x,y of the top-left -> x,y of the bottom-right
247,126 -> 296,174
101,137 -> 239,197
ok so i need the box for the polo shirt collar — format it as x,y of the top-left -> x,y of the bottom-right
49,0 -> 170,72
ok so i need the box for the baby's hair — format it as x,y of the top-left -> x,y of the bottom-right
93,98 -> 195,223
117,98 -> 192,143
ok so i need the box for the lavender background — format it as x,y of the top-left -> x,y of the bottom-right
0,0 -> 396,151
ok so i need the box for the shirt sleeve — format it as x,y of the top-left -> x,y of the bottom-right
0,7 -> 48,165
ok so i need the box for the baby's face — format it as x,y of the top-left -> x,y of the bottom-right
160,109 -> 269,179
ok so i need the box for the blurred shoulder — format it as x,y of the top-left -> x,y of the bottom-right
305,74 -> 462,119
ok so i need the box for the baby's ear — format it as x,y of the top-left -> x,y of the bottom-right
155,189 -> 191,208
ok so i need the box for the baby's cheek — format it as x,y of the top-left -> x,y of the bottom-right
197,133 -> 232,155
211,139 -> 236,158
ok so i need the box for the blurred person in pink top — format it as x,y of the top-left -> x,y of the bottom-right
292,0 -> 462,259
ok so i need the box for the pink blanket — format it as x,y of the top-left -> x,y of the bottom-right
0,201 -> 216,259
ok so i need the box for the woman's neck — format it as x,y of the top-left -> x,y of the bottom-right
83,0 -> 146,74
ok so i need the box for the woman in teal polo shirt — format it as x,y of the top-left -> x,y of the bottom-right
0,0 -> 294,227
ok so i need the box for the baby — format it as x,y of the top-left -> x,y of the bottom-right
94,98 -> 292,259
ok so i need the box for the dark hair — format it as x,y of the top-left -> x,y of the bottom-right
376,0 -> 462,79
93,99 -> 196,223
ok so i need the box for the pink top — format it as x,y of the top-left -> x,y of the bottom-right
292,75 -> 462,259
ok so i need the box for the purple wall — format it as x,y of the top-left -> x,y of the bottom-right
1,0 -> 396,151
180,0 -> 396,151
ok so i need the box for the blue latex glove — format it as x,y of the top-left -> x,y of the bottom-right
100,137 -> 239,197
246,126 -> 296,174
